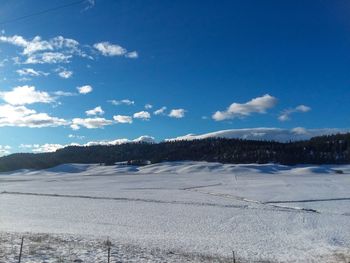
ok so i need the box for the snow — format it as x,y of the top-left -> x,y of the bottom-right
1,161 -> 350,262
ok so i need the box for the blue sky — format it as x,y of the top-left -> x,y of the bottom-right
0,0 -> 349,154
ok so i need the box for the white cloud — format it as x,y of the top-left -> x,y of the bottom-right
70,124 -> 80,130
153,106 -> 167,115
278,105 -> 311,121
19,143 -> 82,153
0,145 -> 11,156
0,35 -> 50,55
133,111 -> 151,120
93,42 -> 127,56
212,94 -> 278,121
84,139 -> 129,146
113,115 -> 133,124
94,42 -> 138,59
16,68 -> 49,77
108,99 -> 134,106
145,103 -> 153,109
19,144 -> 33,149
0,104 -> 68,128
86,106 -> 104,116
68,134 -> 85,140
291,127 -> 308,135
133,135 -> 155,143
0,86 -> 54,105
77,85 -> 93,94
51,36 -> 80,50
71,117 -> 113,130
125,51 -> 138,59
168,108 -> 186,118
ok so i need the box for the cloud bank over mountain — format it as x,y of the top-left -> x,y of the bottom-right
166,128 -> 350,142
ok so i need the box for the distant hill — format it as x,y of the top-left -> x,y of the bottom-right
0,133 -> 349,173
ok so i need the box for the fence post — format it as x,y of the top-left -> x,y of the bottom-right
18,236 -> 24,263
106,238 -> 112,263
232,250 -> 236,263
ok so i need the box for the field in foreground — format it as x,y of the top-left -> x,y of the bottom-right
0,162 -> 350,262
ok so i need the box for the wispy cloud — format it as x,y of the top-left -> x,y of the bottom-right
145,103 -> 153,109
53,91 -> 77,97
82,0 -> 95,11
278,105 -> 311,121
125,51 -> 138,59
24,52 -> 72,64
212,94 -> 278,121
108,99 -> 135,106
16,68 -> 49,77
0,59 -> 8,67
153,106 -> 167,115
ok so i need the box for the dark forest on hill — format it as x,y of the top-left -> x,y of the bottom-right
1,133 -> 350,172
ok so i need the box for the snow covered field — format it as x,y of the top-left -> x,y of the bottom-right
1,161 -> 350,262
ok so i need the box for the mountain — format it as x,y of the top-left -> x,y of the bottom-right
0,132 -> 349,173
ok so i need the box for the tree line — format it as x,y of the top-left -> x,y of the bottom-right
0,133 -> 349,172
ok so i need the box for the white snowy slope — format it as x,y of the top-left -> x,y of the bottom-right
165,127 -> 350,142
0,161 -> 350,262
